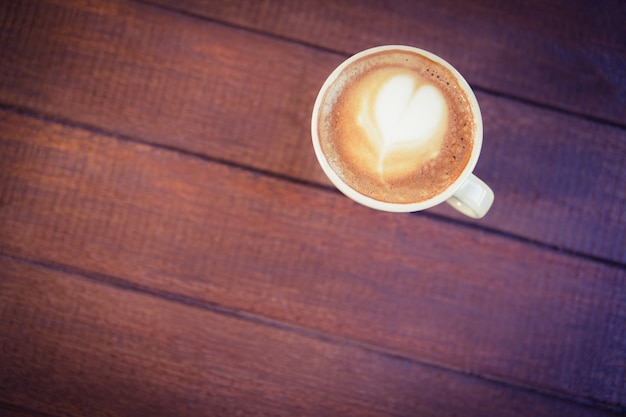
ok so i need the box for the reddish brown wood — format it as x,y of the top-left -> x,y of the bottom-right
0,0 -> 332,185
0,404 -> 60,417
0,0 -> 623,263
1,1 -> 624,416
435,91 -> 626,264
0,257 -> 619,417
143,0 -> 626,125
1,111 -> 624,409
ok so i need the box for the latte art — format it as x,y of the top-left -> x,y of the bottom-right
316,49 -> 475,204
357,74 -> 448,178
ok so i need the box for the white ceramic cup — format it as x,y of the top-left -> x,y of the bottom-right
312,45 -> 494,218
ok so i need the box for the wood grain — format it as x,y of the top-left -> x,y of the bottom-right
1,110 -> 624,409
1,1 -> 624,416
0,403 -> 61,417
0,0 -> 624,264
0,256 -> 620,417
143,0 -> 626,125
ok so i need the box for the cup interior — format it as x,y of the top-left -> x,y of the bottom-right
311,45 -> 483,213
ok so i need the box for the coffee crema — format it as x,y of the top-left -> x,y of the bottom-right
316,50 -> 475,204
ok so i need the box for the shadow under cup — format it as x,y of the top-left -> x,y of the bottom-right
311,45 -> 494,218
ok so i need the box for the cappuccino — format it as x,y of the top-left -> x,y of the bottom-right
315,49 -> 475,204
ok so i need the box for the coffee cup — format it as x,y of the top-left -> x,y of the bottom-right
311,45 -> 494,218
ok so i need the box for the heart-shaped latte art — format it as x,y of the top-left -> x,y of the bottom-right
358,74 -> 448,174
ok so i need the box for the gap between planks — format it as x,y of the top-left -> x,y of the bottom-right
0,101 -> 623,271
1,251 -> 624,416
132,0 -> 626,131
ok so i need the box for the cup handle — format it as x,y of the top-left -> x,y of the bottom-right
445,174 -> 494,219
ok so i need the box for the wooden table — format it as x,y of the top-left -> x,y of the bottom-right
1,1 -> 624,415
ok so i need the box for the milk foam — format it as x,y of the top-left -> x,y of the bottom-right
357,74 -> 448,176
317,49 -> 475,204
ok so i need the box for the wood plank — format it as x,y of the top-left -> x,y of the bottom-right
0,0 -> 624,263
0,256 -> 619,417
0,403 -> 61,417
0,110 -> 624,409
143,0 -> 626,125
434,92 -> 626,264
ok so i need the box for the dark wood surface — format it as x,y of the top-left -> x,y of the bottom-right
0,1 -> 624,416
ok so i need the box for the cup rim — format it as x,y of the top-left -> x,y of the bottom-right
311,45 -> 483,213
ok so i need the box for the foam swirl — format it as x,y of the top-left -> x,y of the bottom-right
357,74 -> 448,178
316,49 -> 474,204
